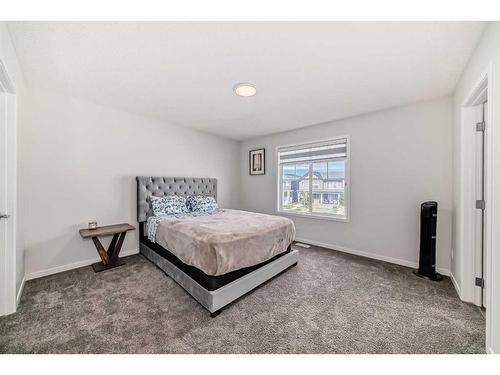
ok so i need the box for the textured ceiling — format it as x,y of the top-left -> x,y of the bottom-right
8,22 -> 485,140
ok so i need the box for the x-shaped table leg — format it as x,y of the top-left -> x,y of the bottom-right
91,231 -> 128,272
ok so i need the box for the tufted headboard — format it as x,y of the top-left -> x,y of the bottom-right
136,176 -> 217,222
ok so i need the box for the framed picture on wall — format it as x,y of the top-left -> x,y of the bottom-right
249,148 -> 265,175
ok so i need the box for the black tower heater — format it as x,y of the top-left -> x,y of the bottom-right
413,201 -> 443,281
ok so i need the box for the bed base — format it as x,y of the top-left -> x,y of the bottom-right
208,261 -> 298,317
140,242 -> 299,317
210,310 -> 222,318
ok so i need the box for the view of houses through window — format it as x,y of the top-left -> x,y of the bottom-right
278,138 -> 348,219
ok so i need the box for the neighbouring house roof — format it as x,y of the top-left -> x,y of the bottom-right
283,171 -> 344,181
298,171 -> 344,181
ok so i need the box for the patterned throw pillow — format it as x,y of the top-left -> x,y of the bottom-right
150,195 -> 189,216
186,195 -> 219,213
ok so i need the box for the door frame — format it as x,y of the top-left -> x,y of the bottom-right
0,58 -> 17,316
460,62 -> 493,351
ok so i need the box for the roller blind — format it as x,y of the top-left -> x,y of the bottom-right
278,138 -> 347,164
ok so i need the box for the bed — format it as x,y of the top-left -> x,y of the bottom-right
136,176 -> 299,317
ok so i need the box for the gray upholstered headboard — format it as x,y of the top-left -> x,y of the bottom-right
136,176 -> 217,222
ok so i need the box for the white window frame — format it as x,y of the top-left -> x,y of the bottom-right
276,135 -> 350,223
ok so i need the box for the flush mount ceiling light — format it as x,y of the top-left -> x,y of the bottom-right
233,83 -> 257,97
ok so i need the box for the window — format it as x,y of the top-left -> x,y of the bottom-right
277,137 -> 349,220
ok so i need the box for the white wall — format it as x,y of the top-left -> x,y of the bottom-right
19,88 -> 241,278
240,97 -> 453,273
0,22 -> 25,299
452,22 -> 500,354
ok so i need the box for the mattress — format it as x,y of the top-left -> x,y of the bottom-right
149,209 -> 295,276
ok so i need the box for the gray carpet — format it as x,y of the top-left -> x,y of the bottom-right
0,245 -> 485,354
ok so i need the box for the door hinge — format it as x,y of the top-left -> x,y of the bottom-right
475,277 -> 485,288
476,121 -> 485,132
476,199 -> 485,210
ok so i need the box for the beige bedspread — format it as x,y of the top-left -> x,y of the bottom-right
154,209 -> 295,276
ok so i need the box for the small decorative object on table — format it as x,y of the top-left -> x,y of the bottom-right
79,223 -> 135,272
249,148 -> 265,175
88,221 -> 98,230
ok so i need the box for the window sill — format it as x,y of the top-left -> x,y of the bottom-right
276,210 -> 349,223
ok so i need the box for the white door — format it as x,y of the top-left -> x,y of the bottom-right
474,102 -> 486,308
0,78 -> 16,316
0,88 -> 9,314
482,101 -> 488,307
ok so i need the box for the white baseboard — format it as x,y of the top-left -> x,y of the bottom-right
16,275 -> 26,306
25,248 -> 139,281
294,237 -> 450,276
437,268 -> 450,276
449,271 -> 461,299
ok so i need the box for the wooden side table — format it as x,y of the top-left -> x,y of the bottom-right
79,223 -> 135,272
